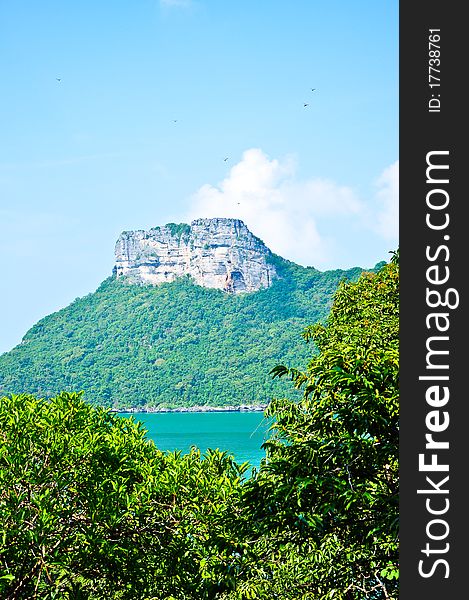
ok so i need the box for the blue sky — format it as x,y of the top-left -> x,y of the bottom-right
0,0 -> 398,355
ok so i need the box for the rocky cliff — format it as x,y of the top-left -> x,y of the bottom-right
113,218 -> 278,293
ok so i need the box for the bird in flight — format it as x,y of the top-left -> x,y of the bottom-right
304,103 -> 309,107
311,88 -> 316,92
224,157 -> 229,162
56,78 -> 61,82
172,119 -> 178,123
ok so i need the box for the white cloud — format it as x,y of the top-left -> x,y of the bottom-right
183,149 -> 399,269
160,0 -> 192,7
372,160 -> 399,241
185,148 -> 365,268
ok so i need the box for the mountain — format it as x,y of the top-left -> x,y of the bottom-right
114,218 -> 277,293
0,219 -> 383,410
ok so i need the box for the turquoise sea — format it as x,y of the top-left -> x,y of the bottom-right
122,411 -> 273,470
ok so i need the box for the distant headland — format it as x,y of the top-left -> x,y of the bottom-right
114,403 -> 268,414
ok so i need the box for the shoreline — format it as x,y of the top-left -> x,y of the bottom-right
113,404 -> 268,414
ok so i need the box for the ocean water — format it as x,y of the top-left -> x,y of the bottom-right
122,411 -> 273,470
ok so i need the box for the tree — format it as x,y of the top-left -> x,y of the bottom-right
0,392 -> 247,599
238,255 -> 399,599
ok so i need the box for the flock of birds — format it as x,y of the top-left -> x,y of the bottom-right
54,77 -> 317,168
168,86 -> 317,164
304,88 -> 315,107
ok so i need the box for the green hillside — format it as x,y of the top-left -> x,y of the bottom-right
0,258 -> 381,409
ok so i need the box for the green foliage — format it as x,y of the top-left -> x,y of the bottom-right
237,259 -> 399,599
0,392 -> 247,599
0,261 -> 371,409
164,223 -> 191,239
0,258 -> 398,599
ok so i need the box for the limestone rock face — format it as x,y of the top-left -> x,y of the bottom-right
113,218 -> 278,293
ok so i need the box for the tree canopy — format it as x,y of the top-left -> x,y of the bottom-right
237,253 -> 399,598
0,392 -> 247,599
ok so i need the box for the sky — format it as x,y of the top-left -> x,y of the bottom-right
0,0 -> 398,355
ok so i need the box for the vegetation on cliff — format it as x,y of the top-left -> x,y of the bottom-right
0,259 -> 377,409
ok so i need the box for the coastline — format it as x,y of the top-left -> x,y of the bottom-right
113,404 -> 268,414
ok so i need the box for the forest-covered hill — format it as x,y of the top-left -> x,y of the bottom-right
0,257 -> 382,409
